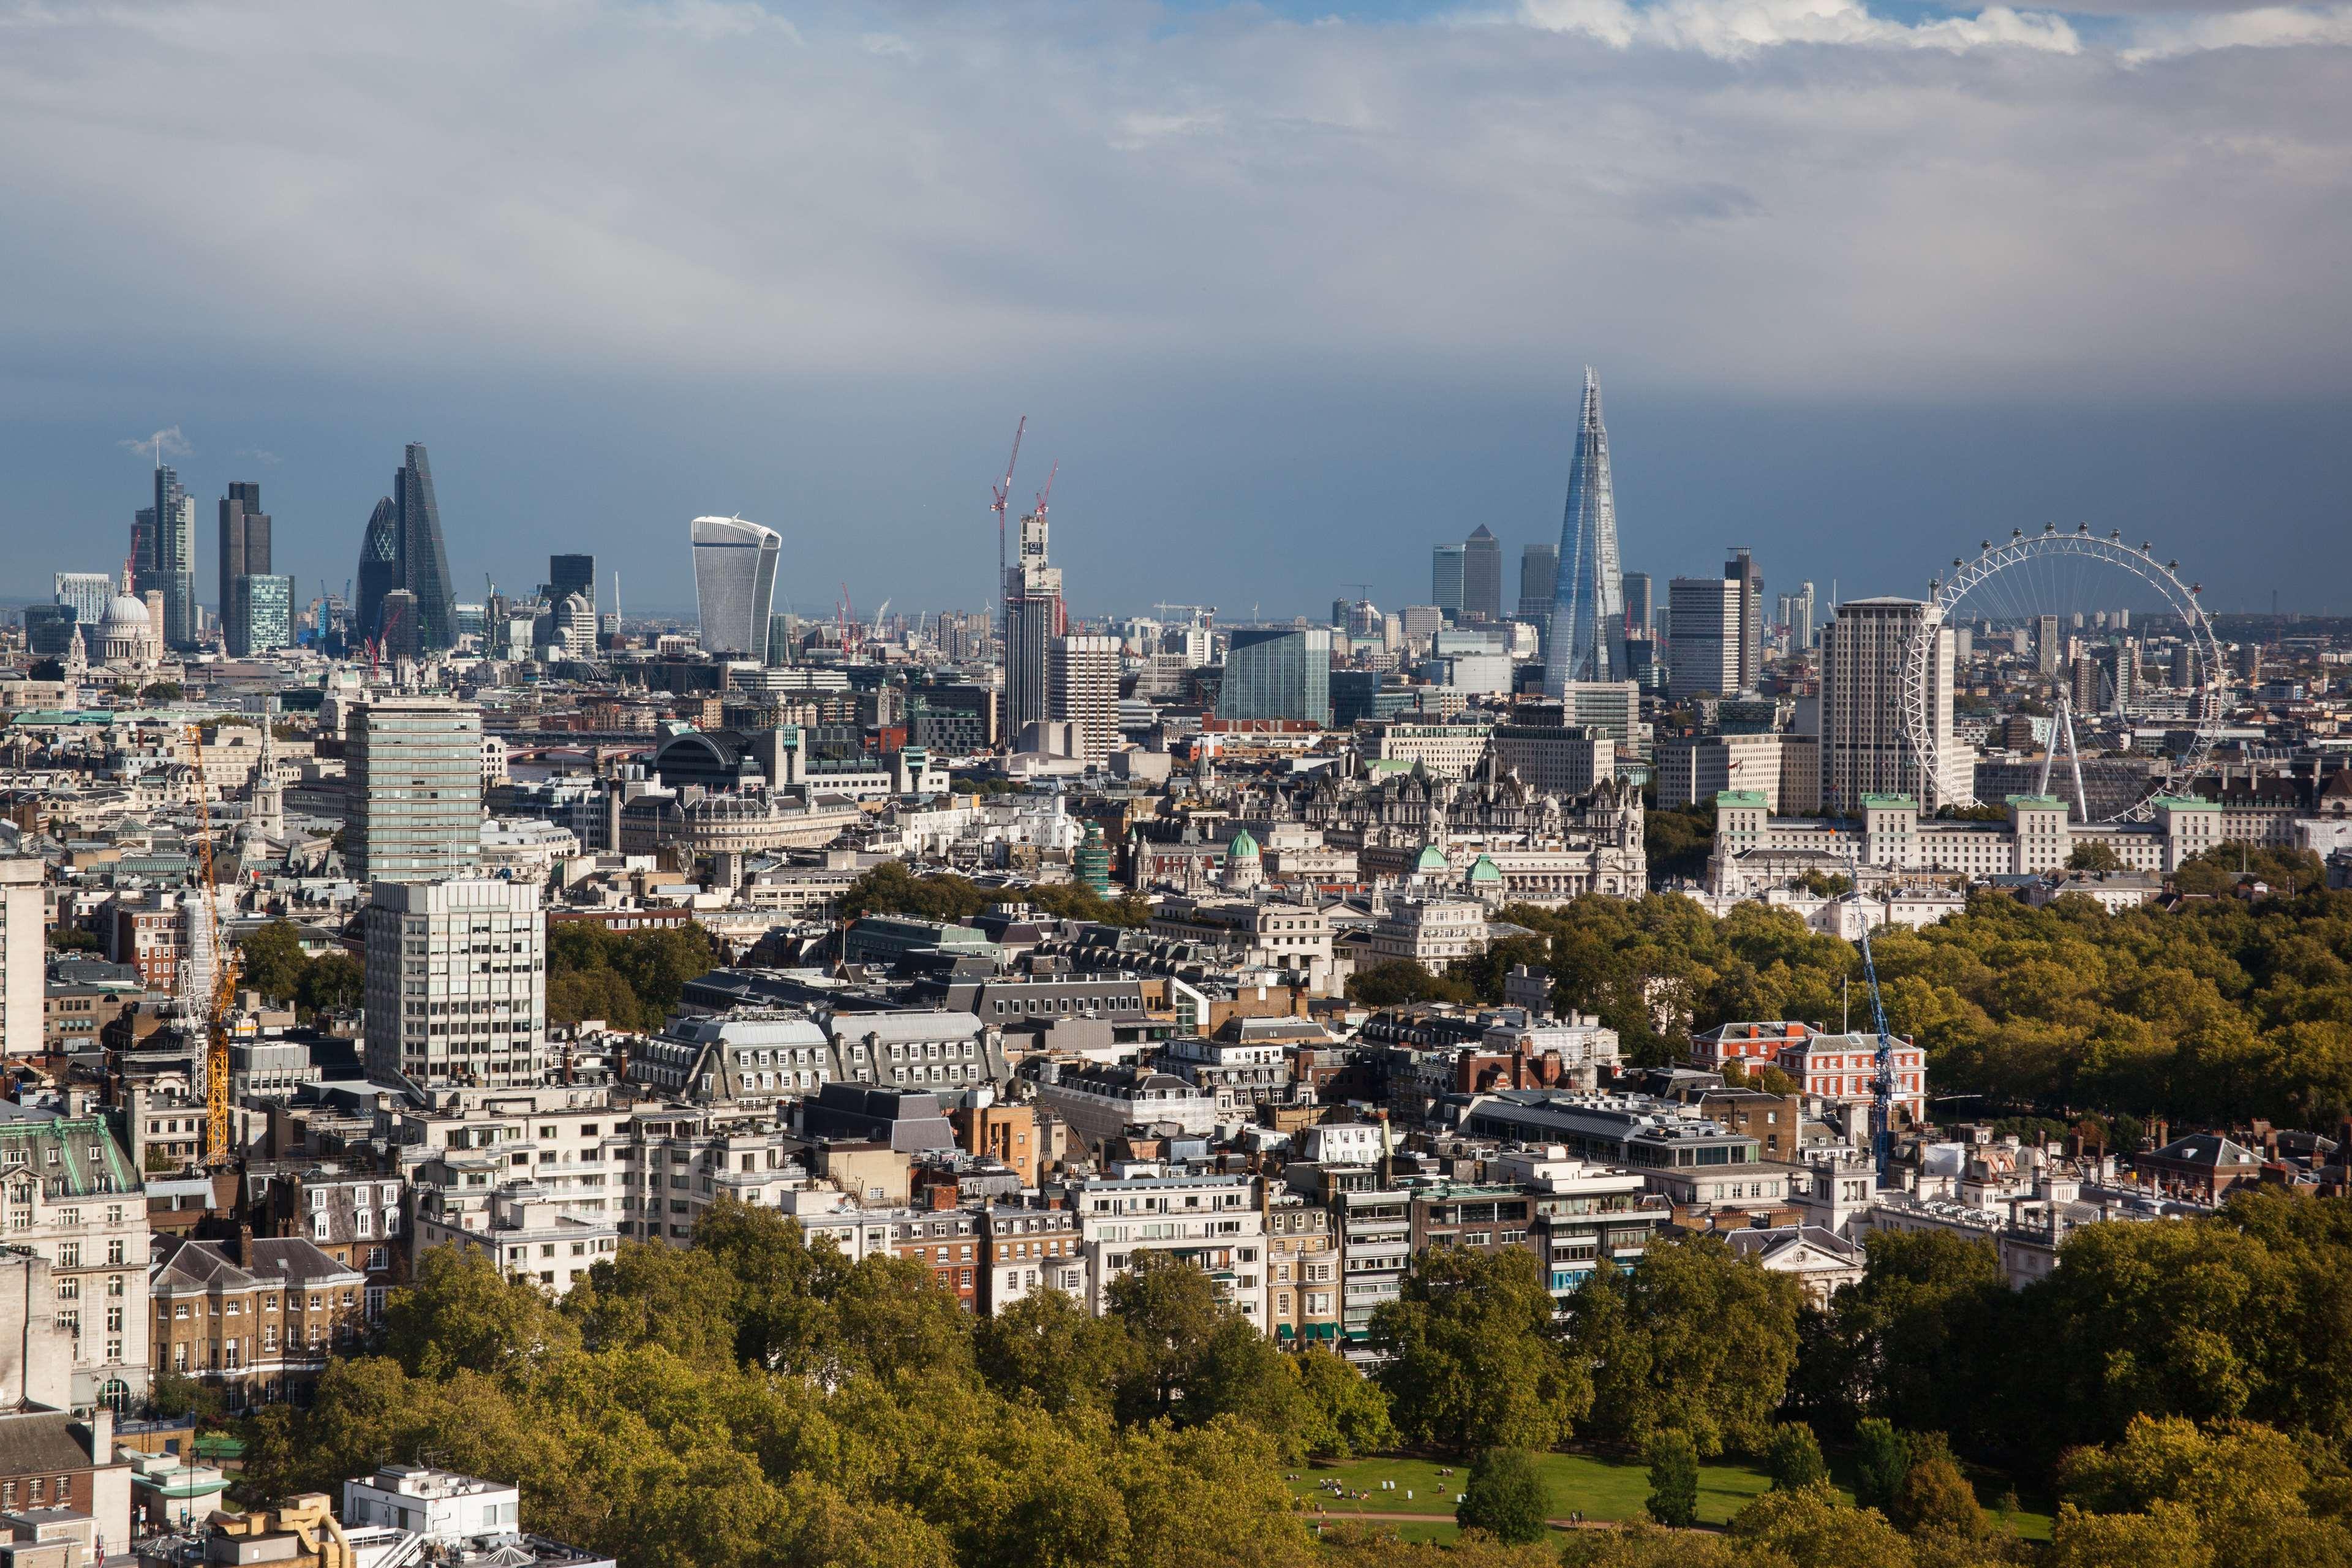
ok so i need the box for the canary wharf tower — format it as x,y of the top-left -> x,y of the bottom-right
1542,368 -> 1627,696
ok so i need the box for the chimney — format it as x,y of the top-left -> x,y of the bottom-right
84,1405 -> 113,1464
236,1223 -> 255,1265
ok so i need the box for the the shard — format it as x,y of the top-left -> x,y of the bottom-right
1542,367 -> 1627,695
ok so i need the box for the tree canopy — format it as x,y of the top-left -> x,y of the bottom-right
546,920 -> 717,1032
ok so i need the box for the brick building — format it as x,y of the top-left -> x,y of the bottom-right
149,1233 -> 366,1408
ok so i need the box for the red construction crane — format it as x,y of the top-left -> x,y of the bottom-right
990,417 -> 1025,597
369,598 -> 404,679
1033,459 -> 1058,523
837,583 -> 856,655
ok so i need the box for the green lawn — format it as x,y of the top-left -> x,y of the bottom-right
1289,1450 -> 1785,1529
1291,1450 -> 2054,1542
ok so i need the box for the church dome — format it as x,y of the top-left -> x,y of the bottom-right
1468,854 -> 1503,884
1415,843 -> 1450,873
102,593 -> 151,630
1227,827 -> 1260,859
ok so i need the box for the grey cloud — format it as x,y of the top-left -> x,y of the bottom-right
0,0 -> 2345,407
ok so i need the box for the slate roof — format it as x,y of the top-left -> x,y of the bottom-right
2146,1136 -> 2260,1169
0,1409 -> 93,1477
150,1234 -> 363,1297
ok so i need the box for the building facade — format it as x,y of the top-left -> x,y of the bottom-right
1221,627 -> 1332,726
688,516 -> 782,658
348,698 -> 483,886
362,877 -> 548,1088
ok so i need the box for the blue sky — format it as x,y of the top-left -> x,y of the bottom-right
2,0 -> 2346,620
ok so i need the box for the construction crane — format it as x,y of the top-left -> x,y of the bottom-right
869,598 -> 892,643
990,417 -> 1026,612
183,724 -> 238,1166
368,597 -> 405,680
836,584 -> 857,656
1847,846 -> 1899,1188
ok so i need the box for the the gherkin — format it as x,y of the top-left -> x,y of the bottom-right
353,443 -> 458,650
1542,368 -> 1627,695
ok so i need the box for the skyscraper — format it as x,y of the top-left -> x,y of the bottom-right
1818,597 -> 1962,815
1621,571 -> 1654,640
143,465 -> 197,650
363,876 -> 547,1087
1460,526 -> 1504,623
1049,635 -> 1121,764
1222,626 -> 1332,725
220,481 -> 272,656
549,553 -> 596,609
53,573 -> 112,655
395,445 -> 458,651
348,698 -> 483,887
1724,548 -> 1763,692
1431,544 -> 1466,622
352,446 -> 459,650
690,516 -> 782,658
1517,545 -> 1559,627
1778,582 -> 1817,651
1667,577 -> 1741,701
1543,368 -> 1626,696
1003,507 -> 1065,739
2035,614 -> 2062,678
228,575 -> 294,658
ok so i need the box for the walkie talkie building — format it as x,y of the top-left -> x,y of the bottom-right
1542,367 -> 1628,696
691,516 -> 782,658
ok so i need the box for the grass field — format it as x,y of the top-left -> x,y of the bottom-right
1289,1450 -> 2055,1542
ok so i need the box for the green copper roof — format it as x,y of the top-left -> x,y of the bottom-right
1468,854 -> 1503,883
1714,790 -> 1768,807
1227,828 -> 1260,857
2005,794 -> 2065,808
1415,844 -> 1450,872
0,1116 -> 141,1198
2152,796 -> 2220,811
1861,794 -> 1918,810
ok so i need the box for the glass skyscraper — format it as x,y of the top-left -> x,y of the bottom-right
1221,626 -> 1331,725
227,574 -> 294,657
1543,368 -> 1627,696
690,516 -> 782,658
352,445 -> 459,650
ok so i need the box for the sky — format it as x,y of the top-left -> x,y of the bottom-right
2,0 -> 2346,623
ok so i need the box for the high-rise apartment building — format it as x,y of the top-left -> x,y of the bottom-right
1460,526 -> 1503,623
1049,635 -> 1121,764
1621,571 -> 1653,640
1431,543 -> 1466,622
25,605 -> 80,660
219,481 -> 272,654
363,876 -> 548,1087
1003,507 -> 1065,740
1724,548 -> 1763,692
1544,368 -> 1627,693
689,516 -> 781,658
348,698 -> 483,888
1518,545 -> 1559,628
1221,626 -> 1332,726
227,575 -> 294,658
1666,577 -> 1741,701
353,445 -> 459,650
1818,597 -> 1962,816
549,553 -> 595,609
2035,614 -> 2062,679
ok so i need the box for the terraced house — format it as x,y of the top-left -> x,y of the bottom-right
149,1232 -> 366,1408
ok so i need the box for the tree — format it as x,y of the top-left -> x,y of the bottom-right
379,1247 -> 581,1378
1347,959 -> 1477,1008
1730,1485 -> 1917,1568
1766,1422 -> 1829,1491
140,680 -> 183,702
237,919 -> 309,1003
2054,1414 -> 2352,1568
1815,1231 -> 2007,1438
294,951 -> 362,1016
148,1370 -> 227,1427
1890,1434 -> 1985,1539
1457,1447 -> 1552,1544
1645,1431 -> 1700,1528
1853,1419 -> 1912,1512
975,1286 -> 1136,1415
1104,1253 -> 1295,1432
1287,1342 -> 1395,1459
1565,1235 -> 1803,1457
2068,843 -> 2125,872
1371,1245 -> 1589,1454
47,925 -> 97,953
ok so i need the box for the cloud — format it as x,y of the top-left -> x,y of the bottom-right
2124,3 -> 2352,58
1515,0 -> 2080,55
0,0 -> 2344,409
234,448 -> 285,466
118,426 -> 191,461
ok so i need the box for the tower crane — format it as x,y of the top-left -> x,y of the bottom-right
183,725 -> 238,1166
990,417 -> 1026,611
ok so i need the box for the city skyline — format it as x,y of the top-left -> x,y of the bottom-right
2,1 -> 2345,622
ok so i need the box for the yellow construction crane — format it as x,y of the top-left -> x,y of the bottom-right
183,723 -> 238,1166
